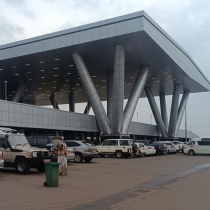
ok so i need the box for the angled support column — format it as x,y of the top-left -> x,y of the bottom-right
168,84 -> 180,137
69,91 -> 75,112
159,92 -> 169,131
11,84 -> 26,102
145,87 -> 168,137
122,66 -> 149,134
107,70 -> 113,125
84,101 -> 91,114
175,91 -> 190,136
50,93 -> 59,109
72,53 -> 111,134
112,45 -> 125,134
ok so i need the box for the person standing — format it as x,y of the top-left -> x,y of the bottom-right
57,143 -> 67,175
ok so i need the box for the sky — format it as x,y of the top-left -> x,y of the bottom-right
0,0 -> 210,137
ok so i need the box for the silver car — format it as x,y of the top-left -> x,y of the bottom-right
65,140 -> 98,163
161,142 -> 176,154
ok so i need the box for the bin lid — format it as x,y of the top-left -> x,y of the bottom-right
45,162 -> 60,166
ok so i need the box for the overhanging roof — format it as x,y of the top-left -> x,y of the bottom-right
0,10 -> 209,106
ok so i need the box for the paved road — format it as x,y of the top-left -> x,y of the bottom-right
1,154 -> 210,210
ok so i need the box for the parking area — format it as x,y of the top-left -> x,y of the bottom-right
1,153 -> 210,210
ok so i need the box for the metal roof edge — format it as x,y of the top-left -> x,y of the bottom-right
142,11 -> 210,86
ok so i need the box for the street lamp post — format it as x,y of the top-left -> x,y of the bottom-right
185,106 -> 187,143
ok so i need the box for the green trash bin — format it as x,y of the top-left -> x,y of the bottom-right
44,162 -> 60,187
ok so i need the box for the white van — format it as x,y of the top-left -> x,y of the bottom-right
184,139 -> 210,155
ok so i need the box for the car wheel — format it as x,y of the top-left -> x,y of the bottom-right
15,158 -> 30,174
188,150 -> 195,156
84,158 -> 92,163
74,153 -> 83,163
168,149 -> 170,154
115,151 -> 122,158
99,154 -> 105,158
36,165 -> 45,172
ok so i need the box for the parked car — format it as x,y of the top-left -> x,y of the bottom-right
65,140 -> 98,163
184,139 -> 210,155
134,142 -> 146,157
171,141 -> 183,152
158,141 -> 176,154
145,145 -> 156,156
0,128 -> 51,174
27,136 -> 75,162
97,139 -> 133,158
149,142 -> 166,155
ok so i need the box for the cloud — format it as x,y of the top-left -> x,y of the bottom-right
0,15 -> 25,44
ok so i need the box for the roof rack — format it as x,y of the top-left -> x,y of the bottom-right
0,127 -> 18,134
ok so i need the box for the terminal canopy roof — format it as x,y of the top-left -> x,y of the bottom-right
0,11 -> 209,106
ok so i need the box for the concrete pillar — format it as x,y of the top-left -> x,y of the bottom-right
175,91 -> 190,136
72,53 -> 111,134
122,66 -> 149,134
160,92 -> 169,131
107,70 -> 113,126
84,101 -> 91,114
50,93 -> 59,109
145,87 -> 168,137
69,91 -> 75,112
11,84 -> 26,102
112,45 -> 125,134
168,84 -> 180,137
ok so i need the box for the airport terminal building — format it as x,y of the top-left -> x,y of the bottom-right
0,11 -> 207,142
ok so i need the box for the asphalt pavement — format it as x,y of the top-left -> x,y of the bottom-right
1,153 -> 210,210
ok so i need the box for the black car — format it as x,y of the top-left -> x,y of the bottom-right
27,136 -> 53,151
149,142 -> 166,155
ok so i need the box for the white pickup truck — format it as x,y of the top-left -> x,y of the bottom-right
97,139 -> 133,158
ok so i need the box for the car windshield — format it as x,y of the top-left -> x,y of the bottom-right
8,135 -> 30,147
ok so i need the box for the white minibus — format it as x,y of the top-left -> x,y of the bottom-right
184,139 -> 210,155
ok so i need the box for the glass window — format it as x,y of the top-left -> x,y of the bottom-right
8,135 -> 30,147
0,137 -> 6,148
65,142 -> 74,147
102,140 -> 110,146
198,141 -> 210,145
36,138 -> 48,146
201,138 -> 210,141
74,142 -> 81,147
120,140 -> 129,146
27,139 -> 36,146
110,140 -> 118,146
129,140 -> 134,146
188,141 -> 195,145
